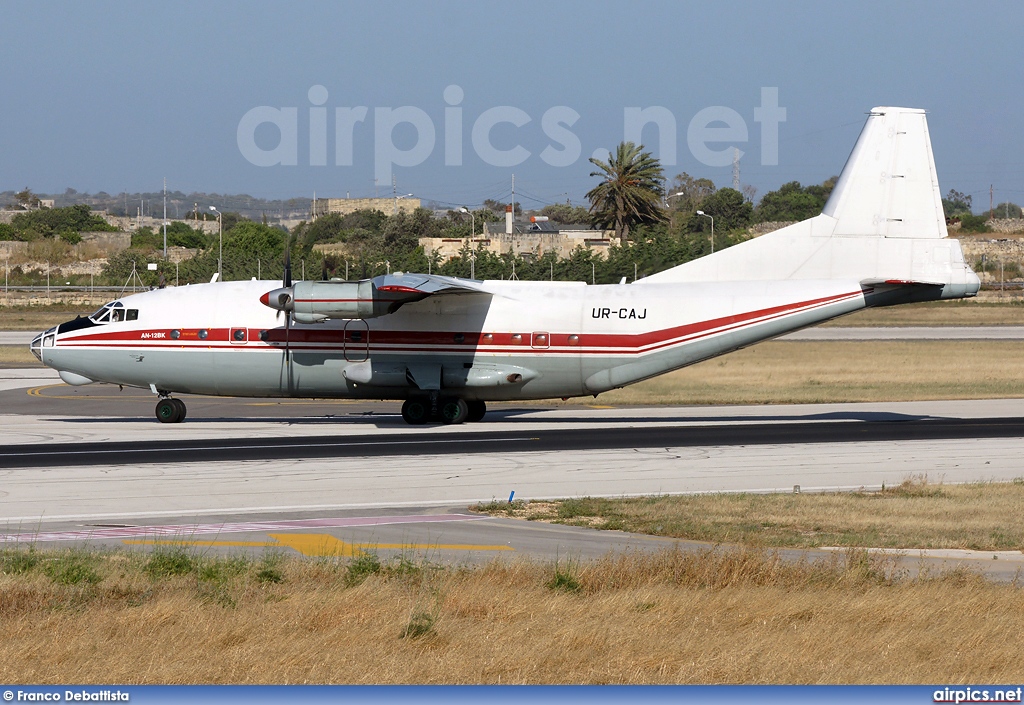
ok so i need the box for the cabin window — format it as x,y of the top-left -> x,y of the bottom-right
454,333 -> 465,344
568,335 -> 580,345
126,309 -> 139,321
511,333 -> 523,344
170,330 -> 181,340
198,329 -> 208,340
232,328 -> 247,342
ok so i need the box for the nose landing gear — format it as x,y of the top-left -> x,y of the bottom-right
155,397 -> 187,424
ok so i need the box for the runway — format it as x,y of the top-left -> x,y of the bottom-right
3,364 -> 1024,579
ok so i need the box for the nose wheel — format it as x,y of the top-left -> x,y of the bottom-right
155,397 -> 187,424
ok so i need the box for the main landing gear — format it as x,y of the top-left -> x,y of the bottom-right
155,397 -> 187,424
401,396 -> 486,425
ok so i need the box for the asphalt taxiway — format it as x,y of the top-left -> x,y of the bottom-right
3,365 -> 1024,579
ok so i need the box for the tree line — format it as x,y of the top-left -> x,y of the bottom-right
12,140 -> 1020,288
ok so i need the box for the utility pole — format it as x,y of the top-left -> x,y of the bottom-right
162,177 -> 167,259
991,184 -> 994,220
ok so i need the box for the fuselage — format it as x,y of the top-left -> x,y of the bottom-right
34,276 -> 871,402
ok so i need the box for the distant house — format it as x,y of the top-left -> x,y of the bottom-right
311,196 -> 421,219
421,220 -> 618,261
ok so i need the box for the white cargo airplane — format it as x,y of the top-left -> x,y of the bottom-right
32,107 -> 979,425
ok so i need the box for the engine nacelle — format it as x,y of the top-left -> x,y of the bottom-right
261,279 -> 425,321
293,280 -> 379,320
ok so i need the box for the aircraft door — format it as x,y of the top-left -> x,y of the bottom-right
344,320 -> 369,362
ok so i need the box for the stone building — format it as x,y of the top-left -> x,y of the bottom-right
311,197 -> 421,219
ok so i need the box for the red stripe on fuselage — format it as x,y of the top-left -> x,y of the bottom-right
55,290 -> 861,354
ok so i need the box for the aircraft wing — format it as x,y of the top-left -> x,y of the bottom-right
261,273 -> 493,323
373,272 -> 492,297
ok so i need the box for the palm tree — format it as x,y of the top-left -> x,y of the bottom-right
586,142 -> 666,241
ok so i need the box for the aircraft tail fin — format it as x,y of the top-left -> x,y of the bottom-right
639,107 -> 978,298
822,107 -> 947,239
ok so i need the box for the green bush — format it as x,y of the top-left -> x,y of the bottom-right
0,547 -> 39,575
144,545 -> 197,578
44,551 -> 101,586
959,214 -> 991,233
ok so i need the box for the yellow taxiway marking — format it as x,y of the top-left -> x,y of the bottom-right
268,533 -> 514,557
121,533 -> 514,557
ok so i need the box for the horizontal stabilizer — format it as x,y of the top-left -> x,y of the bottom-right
861,277 -> 944,288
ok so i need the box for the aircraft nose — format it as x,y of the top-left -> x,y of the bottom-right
30,326 -> 57,363
30,332 -> 43,362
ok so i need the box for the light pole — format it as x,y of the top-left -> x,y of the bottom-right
696,210 -> 714,254
665,191 -> 685,206
209,206 -> 223,280
458,207 -> 475,239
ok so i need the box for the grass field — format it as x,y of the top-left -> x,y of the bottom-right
474,479 -> 1024,551
0,305 -> 89,331
1,543 -> 1022,684
822,299 -> 1024,326
0,345 -> 38,366
595,340 -> 1024,405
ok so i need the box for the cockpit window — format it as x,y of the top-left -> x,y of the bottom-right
89,301 -> 133,325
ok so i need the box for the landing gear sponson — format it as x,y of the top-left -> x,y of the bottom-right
401,396 -> 486,425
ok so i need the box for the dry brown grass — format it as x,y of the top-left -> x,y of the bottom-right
0,345 -> 41,366
825,299 -> 1024,326
0,306 -> 84,331
598,340 -> 1024,405
477,479 -> 1024,551
1,545 -> 1021,684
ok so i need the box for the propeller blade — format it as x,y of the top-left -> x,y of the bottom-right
284,310 -> 291,362
283,247 -> 292,288
321,258 -> 328,281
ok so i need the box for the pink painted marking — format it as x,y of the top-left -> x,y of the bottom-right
0,514 -> 485,543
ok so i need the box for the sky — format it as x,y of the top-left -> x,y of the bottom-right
1,0 -> 1022,212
